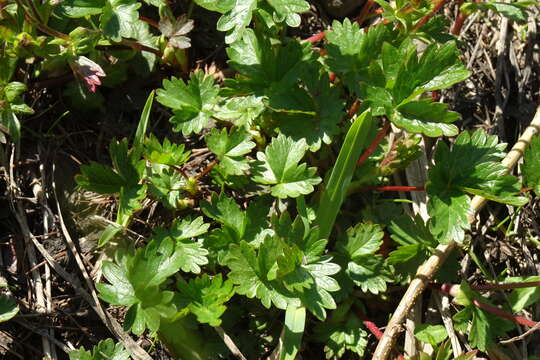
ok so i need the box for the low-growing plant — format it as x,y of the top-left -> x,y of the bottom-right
3,0 -> 538,358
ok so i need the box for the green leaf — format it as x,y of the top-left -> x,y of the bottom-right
76,162 -> 125,194
276,68 -> 345,151
522,136 -> 540,196
427,130 -> 526,243
157,71 -> 220,135
100,0 -> 141,42
316,111 -> 376,239
267,0 -> 310,27
280,304 -> 306,360
206,127 -> 256,176
226,29 -> 315,92
216,0 -> 258,44
117,184 -> 146,226
109,138 -> 143,183
194,0 -> 235,13
0,111 -> 21,142
144,135 -> 191,166
414,324 -> 448,346
4,82 -> 27,102
56,0 -> 106,17
453,282 -> 514,351
213,95 -> 266,128
393,42 -> 470,103
96,262 -> 137,306
336,223 -> 391,294
151,227 -> 209,274
176,274 -> 234,326
69,339 -> 130,360
387,215 -> 437,281
314,316 -> 368,359
252,134 -> 321,198
98,223 -> 123,247
0,295 -> 18,322
147,167 -> 187,209
201,193 -> 246,239
129,237 -> 195,288
226,241 -> 295,309
506,276 -> 540,312
337,223 -> 384,258
325,19 -> 393,95
169,217 -> 210,241
392,100 -> 459,137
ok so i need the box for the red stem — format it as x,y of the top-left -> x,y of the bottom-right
436,281 -> 540,292
472,281 -> 540,291
435,283 -> 539,328
196,160 -> 217,180
347,99 -> 361,118
450,0 -> 468,35
357,120 -> 390,167
375,186 -> 425,192
412,0 -> 450,31
354,0 -> 375,24
121,39 -> 163,57
472,299 -> 538,328
304,31 -> 326,43
328,72 -> 337,83
139,15 -> 159,28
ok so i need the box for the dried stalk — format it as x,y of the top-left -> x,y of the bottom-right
372,105 -> 540,359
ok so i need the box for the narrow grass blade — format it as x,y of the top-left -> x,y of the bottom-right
132,90 -> 155,159
316,111 -> 376,239
280,304 -> 306,360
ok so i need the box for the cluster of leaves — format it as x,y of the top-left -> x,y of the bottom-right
41,0 -> 539,359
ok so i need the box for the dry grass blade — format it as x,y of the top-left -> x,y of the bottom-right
373,105 -> 540,359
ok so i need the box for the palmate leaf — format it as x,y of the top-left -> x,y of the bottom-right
275,67 -> 345,151
267,0 -> 310,27
176,274 -> 234,326
522,136 -> 540,196
151,226 -> 209,274
314,316 -> 368,359
226,29 -> 316,92
216,0 -> 258,44
144,135 -> 191,166
213,95 -> 266,128
336,223 -> 392,294
100,0 -> 141,42
252,134 -> 322,198
427,130 -> 527,243
387,215 -> 437,281
212,0 -> 309,43
156,71 -> 220,135
147,167 -> 186,209
68,339 -> 130,360
202,194 -> 272,260
206,127 -> 256,176
226,240 -> 296,310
